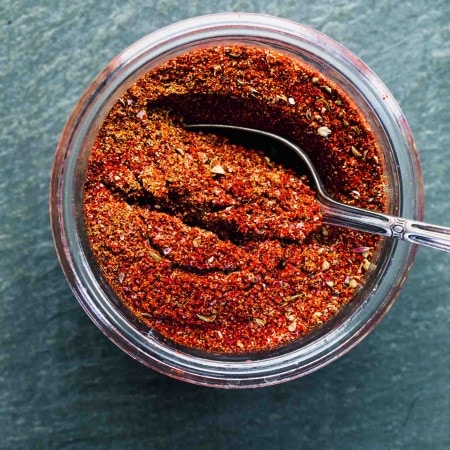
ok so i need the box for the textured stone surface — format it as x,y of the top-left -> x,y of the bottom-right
1,1 -> 449,448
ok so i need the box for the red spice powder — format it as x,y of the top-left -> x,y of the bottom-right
83,45 -> 386,353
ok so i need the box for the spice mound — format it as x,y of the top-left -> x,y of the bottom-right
84,45 -> 385,353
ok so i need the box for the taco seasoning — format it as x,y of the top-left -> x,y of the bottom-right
83,45 -> 386,353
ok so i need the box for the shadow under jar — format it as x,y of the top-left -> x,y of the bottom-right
50,13 -> 423,388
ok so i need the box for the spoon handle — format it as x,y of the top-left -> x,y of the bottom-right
321,201 -> 450,252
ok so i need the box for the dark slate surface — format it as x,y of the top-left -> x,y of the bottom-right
1,1 -> 449,448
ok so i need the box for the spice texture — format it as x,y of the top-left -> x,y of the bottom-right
84,45 -> 386,353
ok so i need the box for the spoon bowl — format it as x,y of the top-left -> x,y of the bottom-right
186,124 -> 450,252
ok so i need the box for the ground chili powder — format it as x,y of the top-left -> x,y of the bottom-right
84,45 -> 386,353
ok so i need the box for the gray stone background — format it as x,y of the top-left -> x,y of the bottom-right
1,0 -> 449,448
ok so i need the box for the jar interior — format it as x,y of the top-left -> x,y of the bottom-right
76,39 -> 399,360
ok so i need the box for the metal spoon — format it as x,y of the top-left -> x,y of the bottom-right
185,123 -> 450,252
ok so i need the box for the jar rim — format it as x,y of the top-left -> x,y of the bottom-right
50,13 -> 423,388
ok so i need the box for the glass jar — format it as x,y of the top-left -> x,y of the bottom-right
50,13 -> 423,388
